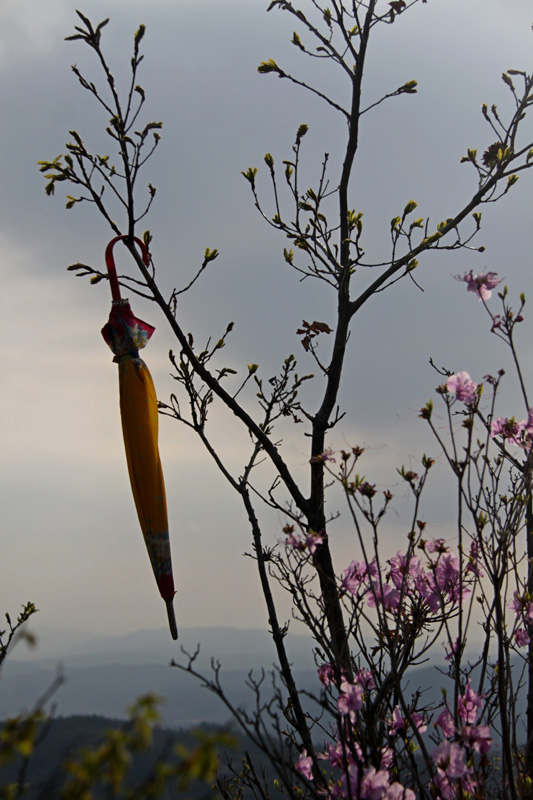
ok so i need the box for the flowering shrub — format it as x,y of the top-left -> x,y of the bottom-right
280,273 -> 533,798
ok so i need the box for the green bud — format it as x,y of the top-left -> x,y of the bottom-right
264,152 -> 274,169
241,167 -> 258,186
501,72 -> 514,90
291,31 -> 304,49
403,199 -> 417,215
398,79 -> 417,94
257,59 -> 284,76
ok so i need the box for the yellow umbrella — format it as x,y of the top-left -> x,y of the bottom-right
101,235 -> 177,639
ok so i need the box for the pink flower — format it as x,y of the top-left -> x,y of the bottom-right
379,747 -> 394,769
389,706 -> 405,735
385,783 -> 416,800
318,663 -> 347,686
338,680 -> 363,716
432,741 -> 467,779
366,582 -> 401,611
444,638 -> 460,662
514,628 -> 530,647
287,528 -> 325,554
360,766 -> 390,800
462,724 -> 492,755
455,270 -> 501,300
465,540 -> 484,578
389,707 -> 426,736
295,750 -> 314,780
310,448 -> 336,464
457,679 -> 483,724
447,372 -> 478,405
389,551 -> 422,590
341,559 -> 378,595
435,707 -> 455,737
490,416 -> 524,447
355,668 -> 376,690
490,409 -> 533,449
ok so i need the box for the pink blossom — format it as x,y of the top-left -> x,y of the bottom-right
465,539 -> 484,578
490,416 -> 525,447
379,747 -> 394,769
447,371 -> 478,405
341,559 -> 377,595
355,668 -> 376,690
435,707 -> 455,737
432,741 -> 467,779
287,528 -> 325,554
462,724 -> 492,755
360,766 -> 390,800
338,680 -> 363,716
426,538 -> 449,554
514,628 -> 530,647
455,270 -> 501,300
389,706 -> 405,735
296,750 -> 314,780
432,769 -> 455,800
457,679 -> 483,724
318,662 -> 344,686
310,448 -> 336,464
490,409 -> 533,449
385,783 -> 416,800
389,707 -> 426,736
444,638 -> 460,662
389,552 -> 422,591
366,582 -> 401,612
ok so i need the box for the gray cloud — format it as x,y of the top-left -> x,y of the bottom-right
1,0 -> 532,640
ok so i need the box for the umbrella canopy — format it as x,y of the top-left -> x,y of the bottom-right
101,235 -> 177,639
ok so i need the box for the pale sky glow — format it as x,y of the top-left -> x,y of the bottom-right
1,0 -> 532,649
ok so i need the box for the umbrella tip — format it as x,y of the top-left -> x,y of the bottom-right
165,598 -> 178,640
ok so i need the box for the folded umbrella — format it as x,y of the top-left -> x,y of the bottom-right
101,235 -> 177,639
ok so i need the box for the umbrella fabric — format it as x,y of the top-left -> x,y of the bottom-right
102,236 -> 177,639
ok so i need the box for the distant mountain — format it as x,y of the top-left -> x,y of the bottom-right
0,715 -> 269,800
2,624 -> 523,732
0,625 -> 319,727
7,624 -> 316,670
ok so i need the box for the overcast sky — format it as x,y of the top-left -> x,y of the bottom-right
1,0 -> 532,651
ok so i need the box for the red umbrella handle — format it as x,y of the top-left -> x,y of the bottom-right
105,235 -> 150,303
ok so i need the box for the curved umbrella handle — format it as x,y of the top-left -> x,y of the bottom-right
105,235 -> 150,303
